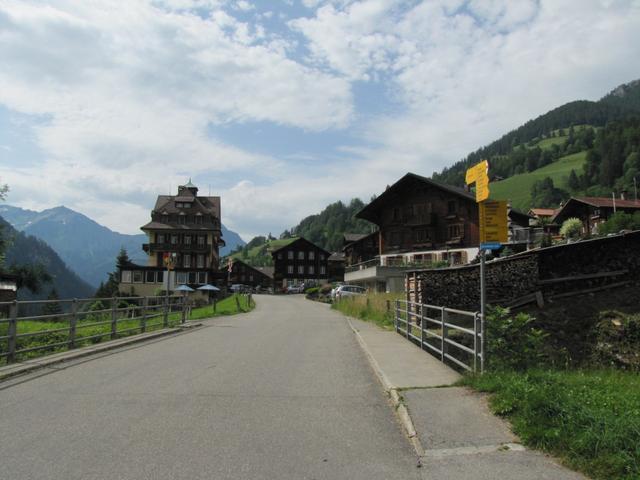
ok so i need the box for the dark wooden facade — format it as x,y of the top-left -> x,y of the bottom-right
229,259 -> 273,289
342,232 -> 379,266
271,238 -> 330,287
553,196 -> 640,235
356,173 -> 480,255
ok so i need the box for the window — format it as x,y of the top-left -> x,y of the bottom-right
176,202 -> 182,208
319,254 -> 325,261
157,271 -> 164,283
121,270 -> 132,283
157,234 -> 164,243
171,235 -> 178,244
133,271 -> 143,283
162,214 -> 169,224
177,272 -> 187,284
197,254 -> 204,268
320,265 -> 326,275
197,272 -> 207,284
448,224 -> 461,239
309,251 -> 315,260
277,253 -> 283,260
249,275 -> 254,282
184,254 -> 191,268
178,214 -> 186,225
146,271 -> 156,283
414,229 -> 430,243
308,265 -> 315,275
447,200 -> 457,215
298,251 -> 305,260
287,265 -> 294,274
390,231 -> 401,246
197,235 -> 205,246
188,272 -> 196,284
287,251 -> 294,260
184,235 -> 191,245
195,214 -> 203,224
298,265 -> 304,274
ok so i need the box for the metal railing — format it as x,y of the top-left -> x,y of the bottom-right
394,299 -> 484,373
0,295 -> 188,365
345,257 -> 381,273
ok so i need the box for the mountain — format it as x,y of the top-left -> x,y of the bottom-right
0,205 -> 245,288
433,78 -> 640,187
0,216 -> 94,300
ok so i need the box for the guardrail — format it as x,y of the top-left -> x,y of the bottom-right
0,295 -> 188,365
394,299 -> 484,373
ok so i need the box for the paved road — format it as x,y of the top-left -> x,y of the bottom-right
0,295 -> 421,480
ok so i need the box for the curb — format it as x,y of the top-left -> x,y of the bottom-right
0,322 -> 202,382
344,316 -> 426,458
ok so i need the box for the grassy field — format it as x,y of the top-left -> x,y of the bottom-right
490,151 -> 587,211
0,294 -> 254,364
462,369 -> 640,480
332,293 -> 403,330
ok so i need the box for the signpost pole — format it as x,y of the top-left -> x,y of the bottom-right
479,248 -> 486,373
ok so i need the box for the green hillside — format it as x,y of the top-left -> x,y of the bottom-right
228,237 -> 298,266
490,151 -> 587,211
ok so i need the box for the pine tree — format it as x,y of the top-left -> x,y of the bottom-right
568,169 -> 580,191
42,288 -> 62,316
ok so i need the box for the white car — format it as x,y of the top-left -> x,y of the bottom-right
334,285 -> 366,300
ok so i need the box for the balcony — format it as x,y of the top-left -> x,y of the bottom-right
143,242 -> 211,253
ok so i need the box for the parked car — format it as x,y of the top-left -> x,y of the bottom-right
287,284 -> 304,294
334,285 -> 366,301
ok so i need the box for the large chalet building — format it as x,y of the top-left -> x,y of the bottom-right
344,173 -> 481,292
119,180 -> 226,296
271,237 -> 331,290
552,196 -> 640,235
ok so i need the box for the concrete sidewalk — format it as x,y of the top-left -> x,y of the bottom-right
346,317 -> 586,480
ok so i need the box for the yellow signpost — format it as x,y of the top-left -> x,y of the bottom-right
479,200 -> 508,244
465,159 -> 490,202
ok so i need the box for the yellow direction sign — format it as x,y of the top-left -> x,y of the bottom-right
465,160 -> 490,202
479,200 -> 508,244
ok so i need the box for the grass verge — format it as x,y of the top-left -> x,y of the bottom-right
332,293 -> 401,330
0,294 -> 254,364
461,369 -> 640,480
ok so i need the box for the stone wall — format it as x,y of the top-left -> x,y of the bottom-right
410,231 -> 640,311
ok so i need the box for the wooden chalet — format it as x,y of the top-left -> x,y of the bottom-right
271,237 -> 331,289
229,259 -> 273,290
552,196 -> 640,235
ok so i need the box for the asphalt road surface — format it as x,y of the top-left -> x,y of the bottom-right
1,295 -> 422,480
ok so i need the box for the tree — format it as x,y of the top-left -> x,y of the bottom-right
560,218 -> 583,239
567,169 -> 580,191
530,177 -> 568,208
116,247 -> 131,269
94,249 -> 128,298
42,288 -> 63,316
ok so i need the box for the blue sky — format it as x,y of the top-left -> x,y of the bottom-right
0,0 -> 639,240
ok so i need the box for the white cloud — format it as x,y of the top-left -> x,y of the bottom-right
2,0 -> 640,240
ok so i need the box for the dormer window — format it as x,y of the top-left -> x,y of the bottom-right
161,213 -> 169,224
178,213 -> 186,225
195,213 -> 203,225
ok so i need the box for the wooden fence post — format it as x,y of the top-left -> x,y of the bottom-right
7,301 -> 18,363
235,295 -> 240,312
111,297 -> 118,339
141,297 -> 148,333
394,299 -> 399,334
69,298 -> 78,349
163,296 -> 169,328
474,312 -> 479,373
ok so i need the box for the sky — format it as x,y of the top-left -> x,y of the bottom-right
0,0 -> 639,241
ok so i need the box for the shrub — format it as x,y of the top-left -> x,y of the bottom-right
486,306 -> 548,370
560,217 -> 583,239
592,311 -> 640,370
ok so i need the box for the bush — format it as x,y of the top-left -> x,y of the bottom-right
560,217 -> 583,239
592,311 -> 640,370
486,306 -> 548,370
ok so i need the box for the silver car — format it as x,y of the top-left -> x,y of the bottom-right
334,285 -> 366,300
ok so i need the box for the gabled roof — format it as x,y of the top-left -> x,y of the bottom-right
357,172 -> 475,224
232,259 -> 274,279
344,233 -> 368,243
270,237 -> 332,256
328,252 -> 345,262
256,266 -> 275,279
529,208 -> 558,217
